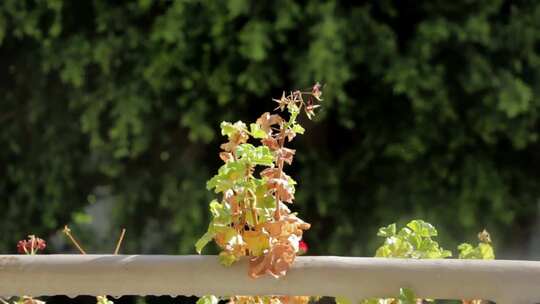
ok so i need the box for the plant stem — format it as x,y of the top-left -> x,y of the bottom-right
62,225 -> 87,254
114,228 -> 126,255
247,189 -> 258,226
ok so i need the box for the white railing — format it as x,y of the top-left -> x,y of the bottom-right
1,255 -> 540,304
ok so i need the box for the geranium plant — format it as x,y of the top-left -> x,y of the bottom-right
195,84 -> 321,304
337,220 -> 495,304
196,83 -> 321,279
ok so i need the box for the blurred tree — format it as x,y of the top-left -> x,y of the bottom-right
1,0 -> 540,258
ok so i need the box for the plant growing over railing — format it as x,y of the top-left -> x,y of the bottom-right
337,220 -> 495,304
196,83 -> 321,278
195,84 -> 322,304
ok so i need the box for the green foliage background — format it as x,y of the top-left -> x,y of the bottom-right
2,0 -> 540,258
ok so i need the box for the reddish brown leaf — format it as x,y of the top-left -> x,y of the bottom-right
219,152 -> 234,162
248,242 -> 296,278
261,137 -> 280,151
261,167 -> 281,179
277,148 -> 296,165
267,178 -> 294,203
256,112 -> 284,135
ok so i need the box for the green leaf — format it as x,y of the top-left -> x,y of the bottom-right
458,242 -> 494,260
292,123 -> 305,134
439,249 -> 453,258
220,121 -> 247,138
377,223 -> 396,237
458,243 -> 474,258
250,123 -> 268,139
195,230 -> 215,254
218,251 -> 239,266
244,230 -> 270,256
206,161 -> 247,192
374,245 -> 392,258
220,122 -> 236,137
335,297 -> 352,304
236,144 -> 274,166
209,200 -> 232,224
406,220 -> 437,237
478,243 -> 495,259
398,288 -> 416,304
97,296 -> 114,304
196,295 -> 219,304
376,237 -> 412,257
287,102 -> 300,115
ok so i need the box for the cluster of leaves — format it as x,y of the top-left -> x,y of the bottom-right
337,220 -> 494,304
195,86 -> 320,304
458,230 -> 494,304
374,220 -> 452,259
458,230 -> 494,260
196,84 -> 321,279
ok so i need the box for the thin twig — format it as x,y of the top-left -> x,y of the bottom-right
114,228 -> 126,255
0,297 -> 10,304
62,225 -> 87,254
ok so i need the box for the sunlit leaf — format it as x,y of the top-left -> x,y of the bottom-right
196,295 -> 219,304
377,223 -> 396,237
209,200 -> 232,225
236,144 -> 274,166
221,121 -> 247,138
398,288 -> 416,304
407,220 -> 437,237
250,123 -> 268,139
244,230 -> 270,256
335,297 -> 352,304
218,251 -> 239,266
195,230 -> 215,254
292,124 -> 305,134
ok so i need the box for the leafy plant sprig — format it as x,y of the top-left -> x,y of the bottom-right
337,220 -> 495,304
458,229 -> 494,260
375,220 -> 452,259
195,83 -> 322,279
459,230 -> 494,304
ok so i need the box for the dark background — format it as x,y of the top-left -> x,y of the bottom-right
2,0 -> 540,302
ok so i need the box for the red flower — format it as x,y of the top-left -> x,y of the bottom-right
17,235 -> 46,254
298,240 -> 308,255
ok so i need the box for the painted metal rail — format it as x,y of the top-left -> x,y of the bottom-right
1,255 -> 539,303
